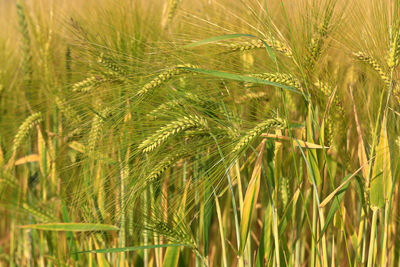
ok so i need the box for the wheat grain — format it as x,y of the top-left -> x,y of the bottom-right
147,93 -> 208,119
147,100 -> 181,119
325,115 -> 334,147
138,115 -> 208,153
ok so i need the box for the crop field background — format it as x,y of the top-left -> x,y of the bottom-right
0,0 -> 400,266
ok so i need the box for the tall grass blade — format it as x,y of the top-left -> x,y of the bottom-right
239,139 -> 266,256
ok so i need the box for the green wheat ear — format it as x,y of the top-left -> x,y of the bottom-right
55,97 -> 82,124
249,73 -> 301,90
22,203 -> 55,223
72,75 -> 106,92
387,29 -> 400,69
87,108 -> 111,152
138,114 -> 208,154
232,117 -> 286,155
16,1 -> 32,86
353,51 -> 391,86
97,53 -> 127,78
136,64 -> 198,97
12,112 -> 42,152
304,6 -> 334,70
229,38 -> 292,57
146,151 -> 187,183
279,176 -> 290,209
166,0 -> 182,25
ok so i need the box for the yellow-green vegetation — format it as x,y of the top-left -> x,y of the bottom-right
1,0 -> 400,266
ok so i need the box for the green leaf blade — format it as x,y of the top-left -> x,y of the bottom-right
18,223 -> 119,232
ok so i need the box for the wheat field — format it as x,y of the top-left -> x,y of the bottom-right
0,0 -> 400,266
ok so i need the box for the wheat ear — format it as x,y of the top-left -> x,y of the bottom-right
279,177 -> 290,209
146,152 -> 185,183
12,112 -> 42,152
87,108 -> 111,152
249,73 -> 301,90
55,97 -> 82,124
388,29 -> 400,69
235,91 -> 268,103
314,80 -> 345,146
232,117 -> 286,155
137,64 -> 198,97
230,38 -> 292,57
72,75 -> 106,92
16,1 -> 32,85
138,115 -> 208,153
304,8 -> 333,70
166,0 -> 182,25
22,203 -> 55,223
353,52 -> 391,86
97,53 -> 127,77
